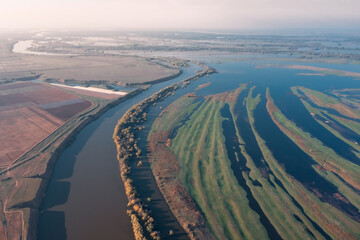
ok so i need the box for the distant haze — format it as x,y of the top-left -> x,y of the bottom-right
1,0 -> 359,31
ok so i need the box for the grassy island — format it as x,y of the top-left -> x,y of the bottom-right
146,84 -> 360,240
113,63 -> 216,239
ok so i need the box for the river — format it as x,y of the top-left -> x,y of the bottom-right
131,56 -> 360,239
38,63 -> 202,240
38,54 -> 360,239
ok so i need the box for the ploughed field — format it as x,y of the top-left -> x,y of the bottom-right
147,63 -> 360,240
0,80 -> 126,240
0,37 -> 187,239
0,82 -> 91,166
0,81 -> 92,239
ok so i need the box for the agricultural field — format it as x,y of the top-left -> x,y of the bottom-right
0,82 -> 91,166
147,83 -> 360,240
0,34 -> 195,239
1,30 -> 360,240
0,54 -> 180,86
0,36 -> 181,86
0,80 -> 134,239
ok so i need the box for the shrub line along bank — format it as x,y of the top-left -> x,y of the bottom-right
0,57 -> 190,240
1,88 -> 144,240
113,62 -> 216,240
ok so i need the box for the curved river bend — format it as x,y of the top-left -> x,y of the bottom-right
39,56 -> 360,240
38,64 -> 202,240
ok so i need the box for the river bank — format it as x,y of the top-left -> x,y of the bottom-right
0,88 -> 144,240
0,56 -> 189,240
37,62 -> 203,240
113,63 -> 216,239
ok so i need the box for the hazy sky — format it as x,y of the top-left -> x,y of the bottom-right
1,0 -> 359,30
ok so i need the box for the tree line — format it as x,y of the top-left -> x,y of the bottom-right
113,61 -> 216,240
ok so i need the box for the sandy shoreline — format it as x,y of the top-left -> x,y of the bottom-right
50,83 -> 128,96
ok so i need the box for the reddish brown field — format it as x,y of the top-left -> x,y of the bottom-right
20,87 -> 79,105
0,82 -> 91,166
0,82 -> 36,90
46,101 -> 92,120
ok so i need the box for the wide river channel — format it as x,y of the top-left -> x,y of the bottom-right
38,63 -> 202,240
38,54 -> 360,240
